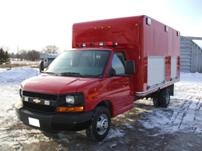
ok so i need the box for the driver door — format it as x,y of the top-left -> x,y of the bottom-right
106,53 -> 133,116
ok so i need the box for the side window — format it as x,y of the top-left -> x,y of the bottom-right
112,54 -> 125,75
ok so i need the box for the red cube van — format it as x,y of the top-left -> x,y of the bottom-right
16,15 -> 180,141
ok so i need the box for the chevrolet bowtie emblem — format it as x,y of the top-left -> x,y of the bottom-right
33,98 -> 41,104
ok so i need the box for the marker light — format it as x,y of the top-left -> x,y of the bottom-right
44,100 -> 50,106
165,26 -> 169,32
99,42 -> 104,46
106,41 -> 113,46
81,43 -> 86,47
176,31 -> 180,36
56,106 -> 84,112
146,17 -> 151,25
24,97 -> 29,102
114,42 -> 118,46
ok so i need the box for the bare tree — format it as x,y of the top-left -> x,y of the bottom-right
43,45 -> 58,54
11,50 -> 40,61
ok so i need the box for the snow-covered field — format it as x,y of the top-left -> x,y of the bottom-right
10,59 -> 40,65
0,67 -> 202,150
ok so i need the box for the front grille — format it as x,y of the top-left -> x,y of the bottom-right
22,91 -> 59,112
23,91 -> 58,100
23,101 -> 56,113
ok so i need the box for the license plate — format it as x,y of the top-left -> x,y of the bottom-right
28,117 -> 40,127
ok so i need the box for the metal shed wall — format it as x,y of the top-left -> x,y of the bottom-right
191,42 -> 202,73
180,36 -> 202,73
180,37 -> 191,72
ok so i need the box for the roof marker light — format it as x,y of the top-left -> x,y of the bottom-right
176,31 -> 180,36
114,42 -> 118,46
146,17 -> 151,25
106,41 -> 113,46
165,26 -> 169,32
99,42 -> 104,46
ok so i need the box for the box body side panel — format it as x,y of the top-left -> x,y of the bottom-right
143,16 -> 180,91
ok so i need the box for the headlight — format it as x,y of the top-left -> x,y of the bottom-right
65,96 -> 75,104
64,93 -> 84,106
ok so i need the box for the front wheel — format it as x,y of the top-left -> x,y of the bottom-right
86,106 -> 111,141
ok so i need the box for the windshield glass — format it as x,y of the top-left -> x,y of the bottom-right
46,50 -> 110,77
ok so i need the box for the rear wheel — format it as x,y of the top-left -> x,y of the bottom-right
152,94 -> 161,107
152,88 -> 170,108
159,88 -> 170,107
86,106 -> 111,141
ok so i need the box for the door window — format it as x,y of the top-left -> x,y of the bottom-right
111,54 -> 126,75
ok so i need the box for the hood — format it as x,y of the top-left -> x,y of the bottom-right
21,74 -> 99,94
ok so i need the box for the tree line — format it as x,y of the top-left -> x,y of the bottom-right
0,45 -> 60,64
10,50 -> 40,61
0,48 -> 9,64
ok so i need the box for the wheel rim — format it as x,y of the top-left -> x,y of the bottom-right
96,114 -> 109,135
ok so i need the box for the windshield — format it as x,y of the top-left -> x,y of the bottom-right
46,50 -> 110,77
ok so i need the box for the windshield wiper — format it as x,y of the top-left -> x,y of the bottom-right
59,72 -> 81,76
41,71 -> 59,76
59,72 -> 102,78
81,74 -> 102,78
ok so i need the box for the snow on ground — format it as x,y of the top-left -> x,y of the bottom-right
0,67 -> 38,83
10,59 -> 39,65
0,67 -> 45,148
138,72 -> 202,134
0,68 -> 7,73
106,128 -> 125,139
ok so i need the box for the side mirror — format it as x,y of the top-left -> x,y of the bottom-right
109,68 -> 116,77
125,60 -> 135,75
39,61 -> 44,73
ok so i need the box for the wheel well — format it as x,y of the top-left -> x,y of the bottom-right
96,101 -> 112,116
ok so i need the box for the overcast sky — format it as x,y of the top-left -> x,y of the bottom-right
0,0 -> 201,52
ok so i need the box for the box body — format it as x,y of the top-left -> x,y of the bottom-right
72,15 -> 180,97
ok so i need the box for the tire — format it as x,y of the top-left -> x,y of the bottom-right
152,94 -> 161,107
86,106 -> 111,141
159,88 -> 170,107
169,84 -> 174,96
152,88 -> 170,108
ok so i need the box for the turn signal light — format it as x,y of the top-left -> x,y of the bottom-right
56,106 -> 84,112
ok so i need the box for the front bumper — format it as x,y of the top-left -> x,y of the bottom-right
16,108 -> 93,131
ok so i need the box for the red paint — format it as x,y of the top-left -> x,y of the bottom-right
21,15 -> 180,117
